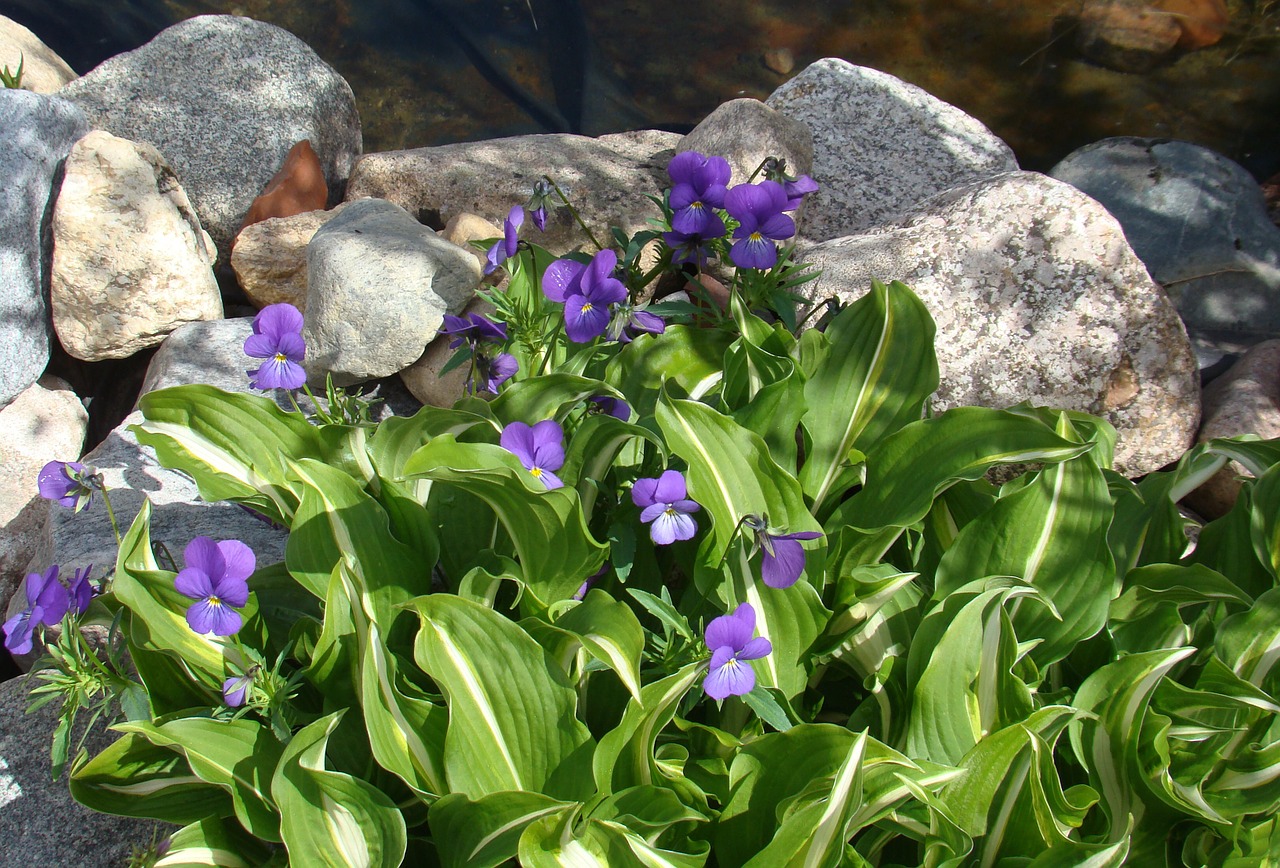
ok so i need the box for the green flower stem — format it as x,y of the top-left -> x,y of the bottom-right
543,175 -> 604,251
98,486 -> 121,547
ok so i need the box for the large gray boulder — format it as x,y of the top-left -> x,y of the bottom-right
0,89 -> 88,410
766,58 -> 1018,244
1050,138 -> 1280,345
0,676 -> 168,866
59,15 -> 362,266
799,171 -> 1199,477
305,198 -> 479,384
51,130 -> 222,361
345,129 -> 681,256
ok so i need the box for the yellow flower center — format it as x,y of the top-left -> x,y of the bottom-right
581,302 -> 594,313
274,352 -> 287,363
208,595 -> 223,608
749,232 -> 765,243
530,467 -> 543,479
664,506 -> 677,517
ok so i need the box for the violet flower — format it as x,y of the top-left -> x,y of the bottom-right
744,515 -> 822,589
2,566 -> 70,655
588,396 -> 631,422
475,352 -> 519,395
440,312 -> 507,348
527,179 -> 554,232
245,303 -> 307,390
782,174 -> 819,211
500,420 -> 565,490
632,470 -> 700,545
175,536 -> 255,637
667,151 -> 731,237
438,312 -> 516,394
542,249 -> 627,343
724,180 -> 795,270
663,230 -> 715,268
222,672 -> 253,708
38,460 -> 96,512
702,603 -> 772,700
605,303 -> 665,344
485,206 -> 524,275
68,565 -> 95,615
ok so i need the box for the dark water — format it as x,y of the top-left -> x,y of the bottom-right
3,0 -> 1278,178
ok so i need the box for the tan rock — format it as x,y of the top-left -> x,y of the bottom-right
1076,0 -> 1182,72
241,139 -> 329,230
231,201 -> 351,311
441,211 -> 502,273
0,375 -> 87,606
1185,340 -> 1280,518
0,15 -> 76,94
400,298 -> 497,407
51,130 -> 222,361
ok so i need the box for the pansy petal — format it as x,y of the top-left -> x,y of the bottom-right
222,676 -> 251,708
651,510 -> 696,545
530,419 -> 566,471
209,605 -> 244,637
631,477 -> 659,508
760,212 -> 797,242
761,537 -> 807,588
652,469 -> 688,503
3,609 -> 35,655
738,636 -> 773,661
217,540 -> 257,584
705,609 -> 752,651
535,467 -> 564,490
212,575 -> 250,609
672,499 -> 700,514
542,258 -> 584,302
242,333 -> 278,360
274,331 -> 307,362
564,295 -> 611,343
639,502 -> 668,524
667,150 -> 705,185
500,422 -> 537,467
254,304 -> 304,341
185,600 -> 218,634
669,182 -> 698,212
35,580 -> 69,625
703,654 -> 754,700
175,567 -> 214,601
184,536 -> 224,578
730,236 -> 778,270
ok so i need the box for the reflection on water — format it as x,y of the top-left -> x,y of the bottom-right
2,0 -> 1277,176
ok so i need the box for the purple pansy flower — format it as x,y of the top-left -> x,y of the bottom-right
668,151 -> 731,237
702,603 -> 772,700
527,179 -> 554,232
440,312 -> 507,348
222,672 -> 254,708
542,249 -> 627,343
2,566 -> 70,655
68,565 -> 95,615
476,352 -> 519,395
175,537 -> 255,637
485,206 -> 524,275
782,174 -> 819,211
245,303 -> 307,391
38,460 -> 96,512
724,180 -> 795,270
632,470 -> 700,545
744,515 -> 822,589
663,229 -> 715,268
605,303 -> 665,344
588,396 -> 631,422
501,420 -> 566,490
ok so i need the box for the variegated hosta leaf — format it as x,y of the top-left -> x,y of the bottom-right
489,372 -> 623,427
409,594 -> 595,801
69,731 -> 232,824
430,790 -> 575,868
1249,461 -> 1280,580
402,435 -> 607,606
1108,563 -> 1253,654
1189,484 -> 1276,601
594,662 -> 704,796
285,458 -> 432,617
133,385 -> 339,524
271,711 -> 407,867
364,404 -> 493,483
905,583 -> 1038,765
1215,587 -> 1280,696
115,717 -> 284,842
551,588 -> 646,702
1068,647 -> 1196,857
717,724 -> 957,867
151,816 -> 276,868
799,279 -> 939,514
934,413 -> 1114,668
518,804 -> 709,868
827,408 -> 1091,563
605,324 -> 735,420
940,707 -> 1098,864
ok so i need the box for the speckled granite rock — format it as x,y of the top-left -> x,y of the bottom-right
0,676 -> 170,866
59,15 -> 361,266
345,129 -> 680,256
676,98 -> 813,194
798,171 -> 1198,477
766,58 -> 1018,244
51,130 -> 222,361
1050,138 -> 1280,345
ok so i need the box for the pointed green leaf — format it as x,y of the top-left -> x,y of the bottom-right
430,791 -> 574,868
594,662 -> 703,796
555,589 -> 646,702
69,731 -> 231,823
151,816 -> 276,867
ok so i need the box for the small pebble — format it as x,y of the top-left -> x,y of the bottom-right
763,47 -> 795,75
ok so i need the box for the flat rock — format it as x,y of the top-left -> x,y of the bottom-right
799,171 -> 1199,477
345,129 -> 681,256
766,58 -> 1018,243
305,198 -> 479,384
0,676 -> 169,867
1185,339 -> 1280,518
0,375 -> 87,607
1050,138 -> 1280,345
231,203 -> 353,312
677,98 -> 813,193
51,130 -> 222,361
0,14 -> 77,93
0,90 -> 88,410
59,15 -> 362,266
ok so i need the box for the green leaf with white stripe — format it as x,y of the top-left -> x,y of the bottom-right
594,661 -> 703,796
606,325 -> 735,420
409,594 -> 595,800
152,816 -> 276,868
799,279 -> 938,513
133,385 -> 336,524
365,405 -> 493,482
69,731 -> 231,823
1215,587 -> 1280,697
271,711 -> 406,868
1249,461 -> 1280,581
934,413 -> 1114,667
117,717 -> 284,841
402,436 -> 607,606
430,790 -> 574,868
490,372 -> 622,427
828,407 -> 1091,538
553,588 -> 646,702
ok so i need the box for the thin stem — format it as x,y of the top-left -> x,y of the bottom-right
544,175 -> 604,251
98,487 -> 121,547
288,387 -> 308,416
